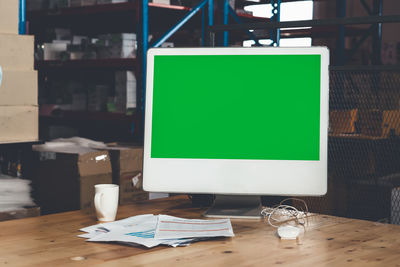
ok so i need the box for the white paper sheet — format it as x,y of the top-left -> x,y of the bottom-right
78,214 -> 234,248
155,215 -> 234,239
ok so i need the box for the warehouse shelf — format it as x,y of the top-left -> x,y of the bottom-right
27,2 -> 191,35
27,0 -> 272,141
27,2 -> 266,37
231,25 -> 372,41
0,141 -> 43,147
210,15 -> 400,32
26,2 -> 266,22
40,111 -> 135,122
330,65 -> 400,71
236,0 -> 309,8
39,111 -> 136,142
35,58 -> 136,71
27,2 -> 189,18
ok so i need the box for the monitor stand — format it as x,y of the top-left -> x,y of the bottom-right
203,195 -> 262,219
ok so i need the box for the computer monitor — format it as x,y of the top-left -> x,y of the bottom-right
143,47 -> 329,218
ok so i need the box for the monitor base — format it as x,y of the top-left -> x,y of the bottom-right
203,195 -> 262,219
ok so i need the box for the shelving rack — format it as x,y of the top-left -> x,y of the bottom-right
19,0 -> 26,34
22,0 -> 400,141
26,1 -> 197,141
210,0 -> 400,64
132,0 -> 400,134
25,0 -> 269,141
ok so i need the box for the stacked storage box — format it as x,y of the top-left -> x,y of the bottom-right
115,71 -> 137,112
107,144 -> 148,204
97,33 -> 137,59
0,0 -> 38,143
30,144 -> 113,214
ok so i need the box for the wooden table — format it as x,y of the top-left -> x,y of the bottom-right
1,196 -> 400,266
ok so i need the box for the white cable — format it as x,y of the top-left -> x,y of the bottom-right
261,198 -> 309,228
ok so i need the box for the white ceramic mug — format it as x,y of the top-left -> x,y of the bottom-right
94,184 -> 119,222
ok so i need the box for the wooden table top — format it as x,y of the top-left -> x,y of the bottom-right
1,196 -> 400,267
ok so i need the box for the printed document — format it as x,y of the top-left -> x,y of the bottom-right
78,214 -> 234,248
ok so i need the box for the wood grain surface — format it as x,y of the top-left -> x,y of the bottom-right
0,196 -> 399,266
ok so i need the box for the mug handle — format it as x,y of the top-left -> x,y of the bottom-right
94,192 -> 105,218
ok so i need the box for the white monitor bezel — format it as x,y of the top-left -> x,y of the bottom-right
143,47 -> 329,196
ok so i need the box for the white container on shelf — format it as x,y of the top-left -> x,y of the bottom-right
115,71 -> 136,112
44,43 -> 68,60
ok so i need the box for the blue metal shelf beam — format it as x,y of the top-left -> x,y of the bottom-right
223,0 -> 229,46
139,0 -> 214,135
227,6 -> 261,46
19,0 -> 26,34
152,0 -> 209,48
270,0 -> 281,46
201,7 -> 206,46
208,0 -> 213,26
209,15 -> 400,31
140,0 -> 149,118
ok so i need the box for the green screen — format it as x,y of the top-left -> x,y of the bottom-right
151,54 -> 321,160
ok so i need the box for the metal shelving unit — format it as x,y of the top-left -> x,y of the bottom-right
209,0 -> 400,65
26,1 -> 195,141
25,0 -> 269,141
22,0 -> 400,140
35,58 -> 137,71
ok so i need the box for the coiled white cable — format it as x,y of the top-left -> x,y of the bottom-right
261,198 -> 309,228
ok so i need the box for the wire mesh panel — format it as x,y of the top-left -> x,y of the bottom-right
305,68 -> 400,224
391,187 -> 400,224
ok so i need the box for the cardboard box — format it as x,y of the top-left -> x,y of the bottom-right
0,70 -> 37,106
330,109 -> 358,134
0,34 -> 34,70
119,172 -> 149,205
107,144 -> 143,175
382,110 -> 400,138
107,144 -> 146,204
0,106 -> 38,144
30,147 -> 113,214
0,0 -> 19,34
359,109 -> 383,137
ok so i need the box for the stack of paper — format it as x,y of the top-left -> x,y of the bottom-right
0,175 -> 35,212
78,214 -> 234,248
